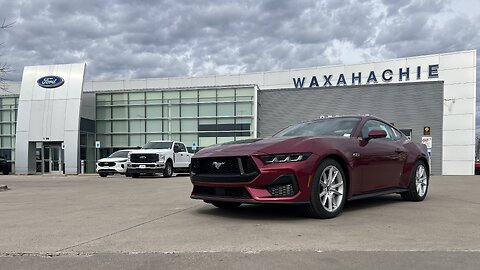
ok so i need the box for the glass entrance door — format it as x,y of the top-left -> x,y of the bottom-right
43,143 -> 63,174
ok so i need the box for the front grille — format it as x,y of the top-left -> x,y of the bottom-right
192,186 -> 252,199
130,164 -> 157,168
130,153 -> 158,163
190,156 -> 259,183
98,162 -> 115,167
191,156 -> 257,175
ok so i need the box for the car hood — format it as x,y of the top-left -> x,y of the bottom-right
193,136 -> 348,158
128,149 -> 170,154
97,157 -> 128,162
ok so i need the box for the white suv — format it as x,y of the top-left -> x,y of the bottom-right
96,150 -> 133,177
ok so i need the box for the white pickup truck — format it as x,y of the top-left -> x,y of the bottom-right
126,141 -> 192,178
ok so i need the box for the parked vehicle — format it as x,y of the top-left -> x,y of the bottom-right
127,141 -> 192,178
96,150 -> 133,177
190,115 -> 430,219
0,157 -> 10,175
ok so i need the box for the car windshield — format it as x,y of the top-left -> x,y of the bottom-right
108,150 -> 129,158
142,141 -> 173,149
274,117 -> 361,137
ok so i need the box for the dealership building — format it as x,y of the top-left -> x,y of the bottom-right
0,50 -> 476,175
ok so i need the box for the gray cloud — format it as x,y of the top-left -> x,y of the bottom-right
1,0 -> 479,132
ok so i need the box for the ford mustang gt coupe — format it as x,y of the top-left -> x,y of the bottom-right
190,116 -> 430,218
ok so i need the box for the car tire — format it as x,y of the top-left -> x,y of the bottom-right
99,173 -> 108,177
401,160 -> 429,201
211,201 -> 242,209
305,158 -> 347,219
131,173 -> 140,178
163,161 -> 173,178
2,170 -> 9,175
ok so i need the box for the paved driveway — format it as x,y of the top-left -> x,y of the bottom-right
0,175 -> 479,269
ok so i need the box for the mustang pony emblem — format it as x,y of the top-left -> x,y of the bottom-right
212,161 -> 225,169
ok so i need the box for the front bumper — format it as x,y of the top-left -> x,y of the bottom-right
96,163 -> 127,174
190,155 -> 318,204
127,163 -> 165,174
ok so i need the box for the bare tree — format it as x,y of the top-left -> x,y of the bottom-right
1,19 -> 14,84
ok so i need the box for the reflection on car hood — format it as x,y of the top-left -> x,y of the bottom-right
128,149 -> 170,154
97,157 -> 128,162
193,137 -> 337,158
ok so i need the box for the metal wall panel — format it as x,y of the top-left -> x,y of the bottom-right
258,81 -> 444,175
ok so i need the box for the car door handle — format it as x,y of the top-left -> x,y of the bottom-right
395,148 -> 404,154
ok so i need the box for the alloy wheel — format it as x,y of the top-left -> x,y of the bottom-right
319,165 -> 344,212
415,164 -> 428,197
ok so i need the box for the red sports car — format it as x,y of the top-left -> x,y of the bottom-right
190,116 -> 430,218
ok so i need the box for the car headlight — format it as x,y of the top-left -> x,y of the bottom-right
158,154 -> 165,162
260,152 -> 312,164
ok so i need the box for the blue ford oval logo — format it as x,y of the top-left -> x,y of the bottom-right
37,76 -> 65,88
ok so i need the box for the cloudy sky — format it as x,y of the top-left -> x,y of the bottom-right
1,0 -> 479,128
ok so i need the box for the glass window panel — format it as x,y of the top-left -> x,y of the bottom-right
1,111 -> 11,122
130,106 -> 145,118
217,137 -> 234,144
112,120 -> 128,133
146,119 -> 163,132
170,105 -> 180,117
146,105 -> 163,118
97,134 -> 111,147
236,117 -> 252,124
146,92 -> 163,104
217,89 -> 234,102
112,93 -> 128,105
130,120 -> 145,133
218,118 -> 234,124
217,89 -> 235,97
199,118 -> 216,125
96,107 -> 111,120
112,106 -> 128,119
96,94 -> 111,106
199,104 -> 216,117
236,102 -> 252,116
181,134 -> 197,149
181,119 -> 197,132
163,91 -> 179,101
181,104 -> 197,117
1,137 -> 12,148
129,134 -> 145,147
199,137 -> 216,147
1,123 -> 11,134
129,92 -> 145,105
171,120 -> 180,132
181,90 -> 197,99
217,103 -> 234,116
198,89 -> 216,98
2,98 -> 16,106
236,88 -> 254,96
112,134 -> 128,146
171,133 -> 181,141
146,133 -> 163,142
96,121 -> 111,133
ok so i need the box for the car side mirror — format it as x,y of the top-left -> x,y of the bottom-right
174,146 -> 180,153
367,129 -> 387,140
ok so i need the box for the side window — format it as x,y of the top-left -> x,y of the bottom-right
179,143 -> 187,152
174,143 -> 181,152
360,120 -> 395,140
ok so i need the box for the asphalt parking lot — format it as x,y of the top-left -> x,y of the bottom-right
0,174 -> 479,269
